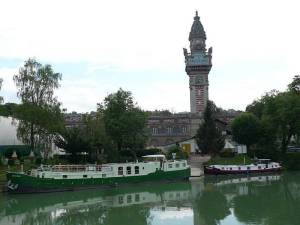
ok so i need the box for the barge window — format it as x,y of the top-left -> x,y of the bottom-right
238,167 -> 241,170
127,166 -> 131,175
258,166 -> 261,169
182,163 -> 186,167
229,167 -> 232,170
168,164 -> 173,168
247,167 -> 250,170
118,196 -> 123,204
102,174 -> 106,178
127,195 -> 132,203
135,166 -> 139,174
83,175 -> 87,178
176,163 -> 179,168
135,194 -> 140,202
118,167 -> 123,175
63,175 -> 67,179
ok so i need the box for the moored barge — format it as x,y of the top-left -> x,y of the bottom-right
204,159 -> 281,175
6,155 -> 190,193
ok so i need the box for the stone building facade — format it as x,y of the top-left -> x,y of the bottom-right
147,111 -> 201,148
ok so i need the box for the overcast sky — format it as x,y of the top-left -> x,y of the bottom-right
0,0 -> 299,113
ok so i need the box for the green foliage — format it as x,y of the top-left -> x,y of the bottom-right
196,101 -> 225,155
13,58 -> 63,155
167,145 -> 188,159
219,149 -> 235,158
205,155 -> 252,166
0,77 -> 3,104
231,112 -> 261,150
0,103 -> 18,117
55,127 -> 90,163
243,76 -> 300,165
1,145 -> 31,158
288,75 -> 300,93
98,88 -> 149,152
283,153 -> 300,170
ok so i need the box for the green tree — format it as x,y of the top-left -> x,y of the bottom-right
288,75 -> 300,93
231,112 -> 261,152
55,127 -> 90,163
196,101 -> 225,155
0,78 -> 3,104
83,112 -> 110,162
98,89 -> 149,154
13,58 -> 63,156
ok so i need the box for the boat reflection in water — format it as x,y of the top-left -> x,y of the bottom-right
1,173 -> 300,225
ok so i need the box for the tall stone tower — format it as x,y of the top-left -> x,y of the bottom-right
184,11 -> 212,114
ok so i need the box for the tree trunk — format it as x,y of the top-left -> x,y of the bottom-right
30,122 -> 34,150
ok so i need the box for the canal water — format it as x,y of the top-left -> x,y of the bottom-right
0,172 -> 300,225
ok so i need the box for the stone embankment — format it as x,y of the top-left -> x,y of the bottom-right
188,154 -> 210,177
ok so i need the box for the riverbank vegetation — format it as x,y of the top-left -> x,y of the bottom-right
231,75 -> 300,169
0,59 -> 151,165
204,155 -> 252,166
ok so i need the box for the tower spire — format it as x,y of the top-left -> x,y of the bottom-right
183,12 -> 212,114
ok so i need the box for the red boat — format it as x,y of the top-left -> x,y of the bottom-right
204,159 -> 282,175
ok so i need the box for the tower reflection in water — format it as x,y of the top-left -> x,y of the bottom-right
1,173 -> 300,225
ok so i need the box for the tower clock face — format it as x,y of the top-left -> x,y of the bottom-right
195,76 -> 204,85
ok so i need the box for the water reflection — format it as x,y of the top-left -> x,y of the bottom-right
1,172 -> 300,225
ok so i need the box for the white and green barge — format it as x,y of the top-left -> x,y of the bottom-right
6,155 -> 191,193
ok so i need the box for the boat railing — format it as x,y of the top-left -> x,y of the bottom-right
45,165 -> 112,172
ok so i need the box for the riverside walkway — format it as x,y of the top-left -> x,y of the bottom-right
188,154 -> 210,177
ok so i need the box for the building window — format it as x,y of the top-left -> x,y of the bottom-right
127,166 -> 131,175
182,127 -> 187,133
152,127 -> 158,134
135,166 -> 139,174
118,167 -> 123,175
167,127 -> 172,134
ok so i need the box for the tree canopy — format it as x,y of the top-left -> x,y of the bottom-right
13,58 -> 63,156
196,101 -> 225,155
231,112 -> 261,151
0,78 -> 3,104
245,75 -> 300,155
98,89 -> 149,153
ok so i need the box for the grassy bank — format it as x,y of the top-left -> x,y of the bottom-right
204,155 -> 253,166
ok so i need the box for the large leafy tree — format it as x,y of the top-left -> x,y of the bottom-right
231,112 -> 261,152
196,101 -> 225,155
55,127 -> 90,163
13,58 -> 63,156
0,78 -> 3,104
246,76 -> 300,154
98,89 -> 149,153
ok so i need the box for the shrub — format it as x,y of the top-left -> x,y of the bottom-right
283,153 -> 300,170
8,159 -> 14,166
219,149 -> 235,158
167,145 -> 188,160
